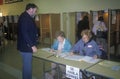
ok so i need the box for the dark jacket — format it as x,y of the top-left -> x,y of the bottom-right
17,12 -> 38,52
77,19 -> 89,40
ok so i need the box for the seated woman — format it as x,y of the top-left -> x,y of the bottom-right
50,31 -> 72,53
71,29 -> 101,58
45,31 -> 72,79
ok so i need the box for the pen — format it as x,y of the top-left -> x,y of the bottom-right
47,54 -> 54,58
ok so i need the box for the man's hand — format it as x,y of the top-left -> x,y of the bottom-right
32,46 -> 38,53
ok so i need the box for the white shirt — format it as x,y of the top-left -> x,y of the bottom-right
58,39 -> 65,51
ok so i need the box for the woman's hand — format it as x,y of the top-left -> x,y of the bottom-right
50,49 -> 53,52
50,49 -> 56,54
69,52 -> 74,56
50,49 -> 58,54
57,50 -> 61,54
93,55 -> 98,59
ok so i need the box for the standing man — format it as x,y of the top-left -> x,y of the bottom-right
17,3 -> 38,79
77,16 -> 89,41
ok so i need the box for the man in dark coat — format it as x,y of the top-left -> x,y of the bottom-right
17,3 -> 38,79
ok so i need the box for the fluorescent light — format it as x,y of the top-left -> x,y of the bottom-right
0,12 -> 2,17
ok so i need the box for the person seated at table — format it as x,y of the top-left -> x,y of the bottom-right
50,31 -> 72,53
71,29 -> 101,58
45,31 -> 72,79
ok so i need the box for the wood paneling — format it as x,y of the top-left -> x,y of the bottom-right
39,14 -> 60,44
0,0 -> 3,5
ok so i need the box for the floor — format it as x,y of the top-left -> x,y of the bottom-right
0,40 -> 120,79
0,40 -> 51,79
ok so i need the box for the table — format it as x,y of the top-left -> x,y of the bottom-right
86,60 -> 120,79
33,49 -> 102,79
33,49 -> 102,69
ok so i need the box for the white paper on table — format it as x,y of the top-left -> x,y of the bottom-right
41,48 -> 51,53
58,53 -> 69,58
64,55 -> 100,63
81,56 -> 100,63
64,55 -> 84,61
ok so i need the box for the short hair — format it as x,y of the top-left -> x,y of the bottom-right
25,3 -> 37,10
98,16 -> 104,21
81,29 -> 92,39
83,15 -> 88,21
55,31 -> 65,38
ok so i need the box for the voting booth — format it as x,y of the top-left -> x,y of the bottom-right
90,9 -> 120,59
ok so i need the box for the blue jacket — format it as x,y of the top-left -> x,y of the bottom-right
72,39 -> 101,57
17,12 -> 38,52
51,39 -> 72,53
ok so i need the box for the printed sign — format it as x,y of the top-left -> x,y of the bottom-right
66,65 -> 82,79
